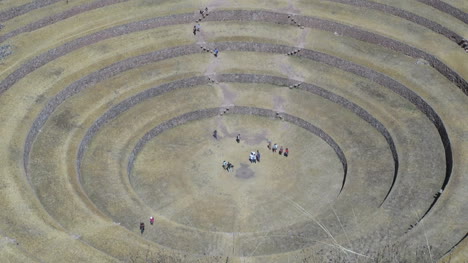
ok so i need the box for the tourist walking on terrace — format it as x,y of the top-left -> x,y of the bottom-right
236,134 -> 240,143
279,146 -> 283,155
223,160 -> 228,170
272,143 -> 278,152
256,150 -> 261,162
284,148 -> 289,157
150,217 -> 155,225
267,141 -> 271,150
140,222 -> 145,234
214,48 -> 219,57
213,130 -> 217,139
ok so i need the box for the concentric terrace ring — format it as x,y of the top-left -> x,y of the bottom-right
1,2 -> 467,262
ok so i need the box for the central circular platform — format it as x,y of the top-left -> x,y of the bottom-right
131,115 -> 343,233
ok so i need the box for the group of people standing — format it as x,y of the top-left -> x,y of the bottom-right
268,141 -> 289,157
217,132 -> 290,173
249,150 -> 260,163
222,160 -> 234,172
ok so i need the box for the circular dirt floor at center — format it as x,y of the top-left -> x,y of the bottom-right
131,115 -> 343,233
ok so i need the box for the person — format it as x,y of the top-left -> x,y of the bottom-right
256,150 -> 261,162
227,162 -> 233,172
284,148 -> 289,157
223,160 -> 228,170
140,222 -> 145,234
213,130 -> 217,139
267,141 -> 271,150
251,152 -> 256,163
272,143 -> 278,152
149,217 -> 155,225
195,23 -> 201,32
236,134 -> 240,143
214,48 -> 219,57
279,146 -> 283,155
193,25 -> 197,35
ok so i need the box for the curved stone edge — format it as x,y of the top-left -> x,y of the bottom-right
0,13 -> 194,95
73,74 -> 452,257
82,103 -> 346,257
21,51 -> 454,261
442,232 -> 468,258
205,10 -> 468,95
0,10 -> 466,97
277,12 -> 468,96
24,44 -> 201,178
0,0 -> 463,47
0,0 -> 62,23
130,106 -> 347,180
217,74 -> 397,195
76,73 -> 401,200
0,0 -> 129,44
219,42 -> 450,207
22,42 -> 446,223
417,0 -> 468,24
125,105 -> 346,196
294,47 -> 452,206
326,0 -> 463,43
0,5 -> 458,260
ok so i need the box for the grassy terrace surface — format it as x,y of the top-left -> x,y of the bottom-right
0,0 -> 466,262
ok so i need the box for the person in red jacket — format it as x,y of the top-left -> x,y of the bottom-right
149,217 -> 155,225
284,148 -> 289,157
